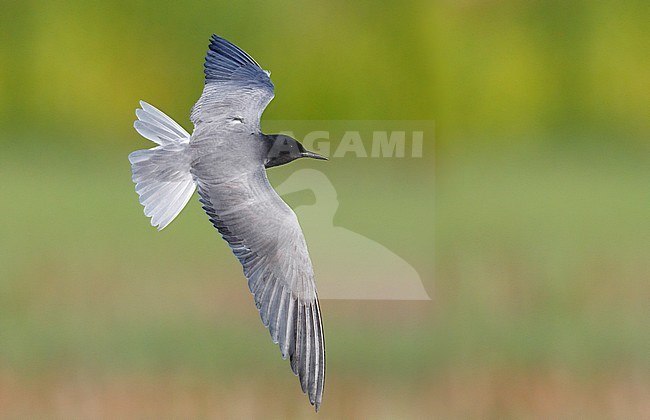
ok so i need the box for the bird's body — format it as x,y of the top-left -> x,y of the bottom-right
128,35 -> 327,410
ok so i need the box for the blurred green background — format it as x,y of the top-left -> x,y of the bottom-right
1,0 -> 648,418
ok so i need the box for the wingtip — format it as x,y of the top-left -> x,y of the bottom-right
203,33 -> 263,80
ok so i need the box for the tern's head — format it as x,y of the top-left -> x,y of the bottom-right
265,134 -> 328,168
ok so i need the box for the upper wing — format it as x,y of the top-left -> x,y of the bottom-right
190,35 -> 275,131
193,167 -> 325,411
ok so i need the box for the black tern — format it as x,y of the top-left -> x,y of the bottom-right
128,34 -> 327,410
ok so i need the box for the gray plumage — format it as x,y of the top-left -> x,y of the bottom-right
128,34 -> 326,410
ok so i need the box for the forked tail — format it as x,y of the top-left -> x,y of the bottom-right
128,101 -> 196,230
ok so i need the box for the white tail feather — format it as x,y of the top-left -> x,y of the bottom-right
129,101 -> 195,230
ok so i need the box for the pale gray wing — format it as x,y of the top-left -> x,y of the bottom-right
193,167 -> 325,411
190,35 -> 275,130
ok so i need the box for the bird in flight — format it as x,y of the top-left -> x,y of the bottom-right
128,34 -> 327,411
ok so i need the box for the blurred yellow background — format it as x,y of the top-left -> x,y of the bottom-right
1,0 -> 648,417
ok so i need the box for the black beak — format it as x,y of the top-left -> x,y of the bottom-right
301,151 -> 328,160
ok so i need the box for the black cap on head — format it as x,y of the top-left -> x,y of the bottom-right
265,135 -> 328,168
